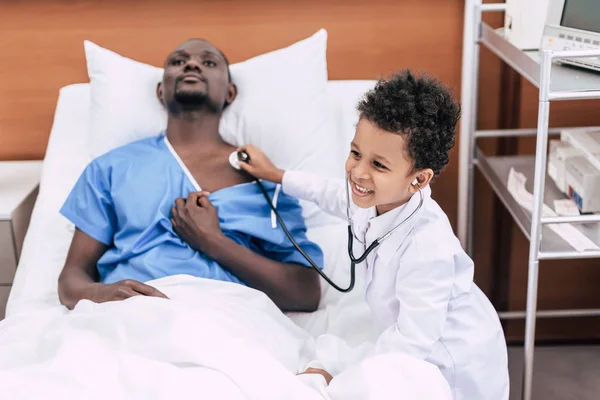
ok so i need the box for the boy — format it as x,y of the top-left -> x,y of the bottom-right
239,70 -> 509,400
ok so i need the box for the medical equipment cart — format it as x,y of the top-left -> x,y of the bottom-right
457,2 -> 600,400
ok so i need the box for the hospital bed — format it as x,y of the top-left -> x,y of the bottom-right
5,79 -> 379,340
0,65 -> 452,399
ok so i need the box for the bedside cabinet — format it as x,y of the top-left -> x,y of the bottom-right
0,161 -> 42,320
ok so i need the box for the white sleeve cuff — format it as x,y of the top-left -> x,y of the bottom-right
281,170 -> 316,200
296,373 -> 328,392
281,170 -> 348,220
303,359 -> 326,371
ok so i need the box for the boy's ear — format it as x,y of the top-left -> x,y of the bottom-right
410,169 -> 434,193
417,169 -> 434,187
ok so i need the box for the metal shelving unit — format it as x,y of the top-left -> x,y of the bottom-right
458,2 -> 600,400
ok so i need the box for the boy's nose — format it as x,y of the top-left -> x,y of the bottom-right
352,164 -> 370,180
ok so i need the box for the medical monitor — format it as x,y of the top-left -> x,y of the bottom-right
542,0 -> 600,72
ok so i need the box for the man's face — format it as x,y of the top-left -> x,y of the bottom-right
159,39 -> 235,112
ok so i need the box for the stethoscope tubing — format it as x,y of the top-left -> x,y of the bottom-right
233,150 -> 423,293
256,177 -> 424,293
346,176 -> 424,262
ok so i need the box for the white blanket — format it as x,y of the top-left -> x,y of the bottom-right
0,275 -> 323,399
0,275 -> 451,400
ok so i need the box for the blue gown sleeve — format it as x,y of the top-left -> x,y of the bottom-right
252,192 -> 324,269
59,160 -> 117,246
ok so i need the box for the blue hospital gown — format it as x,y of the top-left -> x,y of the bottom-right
60,135 -> 323,285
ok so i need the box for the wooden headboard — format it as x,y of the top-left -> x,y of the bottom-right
0,0 -> 465,154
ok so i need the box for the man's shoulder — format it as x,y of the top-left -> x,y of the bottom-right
92,135 -> 165,168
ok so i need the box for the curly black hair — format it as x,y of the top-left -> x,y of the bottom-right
357,69 -> 461,177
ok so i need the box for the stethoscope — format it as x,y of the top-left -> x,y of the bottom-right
339,176 -> 424,292
230,150 -> 424,293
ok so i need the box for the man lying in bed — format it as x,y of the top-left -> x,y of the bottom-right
57,39 -> 323,313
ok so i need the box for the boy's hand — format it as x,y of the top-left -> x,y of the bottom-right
298,368 -> 333,385
236,145 -> 285,184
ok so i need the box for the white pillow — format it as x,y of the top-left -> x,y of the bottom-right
84,30 -> 336,176
325,80 -> 377,178
7,84 -> 92,316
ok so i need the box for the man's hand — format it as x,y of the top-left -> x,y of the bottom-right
170,191 -> 320,312
298,368 -> 333,385
171,191 -> 226,258
88,279 -> 169,303
58,229 -> 169,310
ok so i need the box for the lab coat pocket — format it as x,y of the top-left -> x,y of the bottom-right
429,339 -> 456,390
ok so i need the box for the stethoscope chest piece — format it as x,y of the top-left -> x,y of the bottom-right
229,150 -> 251,171
229,151 -> 241,170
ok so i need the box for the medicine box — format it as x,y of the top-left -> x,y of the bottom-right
564,156 -> 600,213
548,140 -> 583,194
504,0 -> 551,50
560,128 -> 600,172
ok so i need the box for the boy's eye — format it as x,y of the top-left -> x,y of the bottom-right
203,60 -> 217,67
350,150 -> 360,158
373,161 -> 388,170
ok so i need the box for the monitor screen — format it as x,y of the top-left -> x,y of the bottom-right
561,0 -> 600,33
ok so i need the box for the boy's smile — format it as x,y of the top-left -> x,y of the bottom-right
350,180 -> 375,197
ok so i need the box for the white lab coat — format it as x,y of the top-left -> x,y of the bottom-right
283,171 -> 510,400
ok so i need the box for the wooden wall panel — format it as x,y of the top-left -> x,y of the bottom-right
0,0 -> 472,228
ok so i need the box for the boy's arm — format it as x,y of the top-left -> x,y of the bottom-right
281,170 -> 348,220
373,237 -> 456,360
236,145 -> 350,220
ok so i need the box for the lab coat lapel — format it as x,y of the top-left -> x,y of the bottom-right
373,185 -> 431,268
349,207 -> 375,283
352,207 -> 374,242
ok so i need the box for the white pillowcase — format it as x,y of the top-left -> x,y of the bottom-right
84,30 -> 336,176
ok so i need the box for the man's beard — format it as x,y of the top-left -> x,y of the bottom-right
174,88 -> 206,104
167,88 -> 219,113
